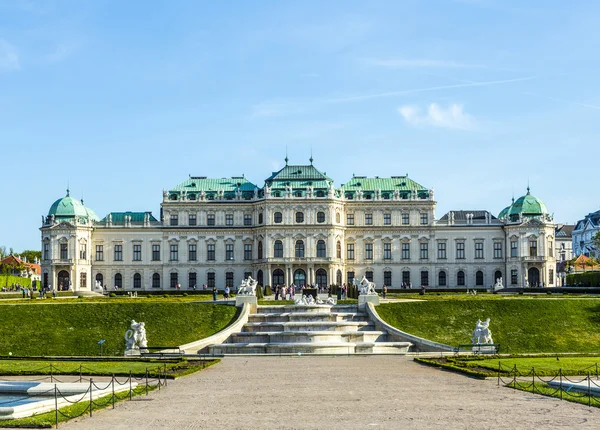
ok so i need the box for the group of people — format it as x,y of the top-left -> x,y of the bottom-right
273,284 -> 296,300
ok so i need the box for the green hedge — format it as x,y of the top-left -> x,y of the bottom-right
0,275 -> 32,289
566,271 -> 600,286
0,302 -> 237,356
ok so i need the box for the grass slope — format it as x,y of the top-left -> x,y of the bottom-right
376,298 -> 600,353
0,302 -> 237,356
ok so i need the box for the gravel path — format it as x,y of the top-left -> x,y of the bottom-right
63,356 -> 600,429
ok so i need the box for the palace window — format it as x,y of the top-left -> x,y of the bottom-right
226,244 -> 234,260
274,240 -> 283,258
347,272 -> 355,285
60,243 -> 68,260
295,240 -> 305,258
170,272 -> 178,288
365,213 -> 373,225
438,271 -> 447,286
457,271 -> 465,286
365,271 -> 373,282
114,273 -> 122,288
401,243 -> 410,260
494,242 -> 503,259
95,245 -> 103,261
274,212 -> 282,223
420,243 -> 428,260
402,213 -> 409,225
258,241 -> 263,259
226,272 -> 234,288
207,214 -> 215,226
336,213 -> 341,223
80,272 -> 87,289
420,271 -> 429,287
402,271 -> 410,285
347,244 -> 354,260
549,269 -> 554,284
133,273 -> 141,289
365,243 -> 373,260
152,273 -> 160,288
189,272 -> 197,289
475,242 -> 484,259
170,214 -> 178,226
114,245 -> 123,261
438,242 -> 446,259
189,214 -> 197,226
244,214 -> 252,226
79,243 -> 86,260
456,242 -> 465,259
317,240 -> 326,258
244,244 -> 252,260
207,272 -> 215,289
170,244 -> 178,261
511,240 -> 518,257
347,214 -> 354,225
384,271 -> 392,286
258,213 -> 263,224
548,241 -> 553,258
226,214 -> 234,226
44,243 -> 50,260
152,244 -> 160,261
207,244 -> 215,261
383,243 -> 392,260
188,244 -> 197,261
317,212 -> 325,223
133,244 -> 141,261
420,213 -> 428,225
529,240 -> 537,257
296,212 -> 304,223
384,213 -> 391,225
336,241 -> 341,259
476,270 -> 484,286
511,269 -> 518,285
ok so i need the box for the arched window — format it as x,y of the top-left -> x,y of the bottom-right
274,240 -> 283,258
258,241 -> 263,259
438,271 -> 447,286
273,269 -> 284,286
274,212 -> 282,223
295,240 -> 305,258
95,273 -> 103,286
336,270 -> 342,285
457,271 -> 465,286
152,273 -> 160,288
317,212 -> 325,223
258,213 -> 263,224
336,241 -> 341,259
257,270 -> 264,287
476,270 -> 484,286
336,213 -> 341,223
315,269 -> 327,287
133,273 -> 142,289
114,273 -> 122,289
317,240 -> 326,258
296,212 -> 304,223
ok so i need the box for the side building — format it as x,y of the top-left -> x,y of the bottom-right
40,161 -> 557,292
572,210 -> 600,258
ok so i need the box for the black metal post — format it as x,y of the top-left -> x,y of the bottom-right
50,365 -> 53,383
55,384 -> 59,429
559,369 -> 563,400
589,373 -> 592,407
129,371 -> 133,400
112,375 -> 115,409
80,364 -> 82,383
497,362 -> 501,386
145,368 -> 149,395
89,378 -> 93,417
532,367 -> 535,394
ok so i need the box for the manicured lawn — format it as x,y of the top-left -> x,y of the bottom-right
467,356 -> 600,376
0,301 -> 237,356
376,298 -> 600,353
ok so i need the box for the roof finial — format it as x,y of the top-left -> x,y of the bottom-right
285,146 -> 288,165
527,177 -> 530,195
81,190 -> 84,205
66,182 -> 70,197
310,147 -> 313,165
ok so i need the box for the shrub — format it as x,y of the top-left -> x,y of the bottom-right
263,285 -> 272,296
256,285 -> 264,300
109,293 -> 116,298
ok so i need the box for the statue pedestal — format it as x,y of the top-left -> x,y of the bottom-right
358,295 -> 379,310
236,295 -> 257,311
124,348 -> 141,357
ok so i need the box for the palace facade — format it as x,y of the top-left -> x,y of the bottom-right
40,160 -> 557,292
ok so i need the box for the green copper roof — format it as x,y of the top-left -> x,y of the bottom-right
507,188 -> 549,218
342,176 -> 427,192
48,190 -> 88,219
265,164 -> 333,185
98,212 -> 158,224
498,205 -> 511,219
170,177 -> 257,193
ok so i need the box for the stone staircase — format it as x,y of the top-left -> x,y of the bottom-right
208,304 -> 412,355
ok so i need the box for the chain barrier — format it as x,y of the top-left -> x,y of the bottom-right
498,361 -> 600,407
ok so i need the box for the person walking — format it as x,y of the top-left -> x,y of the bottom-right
382,285 -> 387,299
224,285 -> 230,299
212,286 -> 218,301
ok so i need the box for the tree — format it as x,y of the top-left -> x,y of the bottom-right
0,246 -> 6,259
18,250 -> 42,263
593,232 -> 600,258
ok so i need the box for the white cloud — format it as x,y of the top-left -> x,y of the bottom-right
365,58 -> 485,69
0,40 -> 20,71
398,103 -> 475,130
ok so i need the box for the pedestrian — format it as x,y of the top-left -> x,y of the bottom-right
275,284 -> 280,300
212,286 -> 217,301
382,285 -> 387,299
224,285 -> 230,299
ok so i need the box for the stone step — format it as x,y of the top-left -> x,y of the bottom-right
257,305 -> 358,314
228,331 -> 388,344
248,312 -> 368,323
243,321 -> 375,333
209,341 -> 412,355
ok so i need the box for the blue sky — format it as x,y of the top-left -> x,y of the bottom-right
1,0 -> 599,251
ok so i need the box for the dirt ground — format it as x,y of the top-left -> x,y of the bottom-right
62,355 -> 600,429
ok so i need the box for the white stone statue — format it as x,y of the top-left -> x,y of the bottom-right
326,297 -> 337,305
124,320 -> 148,354
494,277 -> 504,291
471,318 -> 493,344
238,276 -> 258,296
355,275 -> 377,296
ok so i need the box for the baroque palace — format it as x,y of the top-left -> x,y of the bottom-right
40,159 -> 557,292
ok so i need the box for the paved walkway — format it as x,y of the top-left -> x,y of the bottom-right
64,356 -> 600,429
